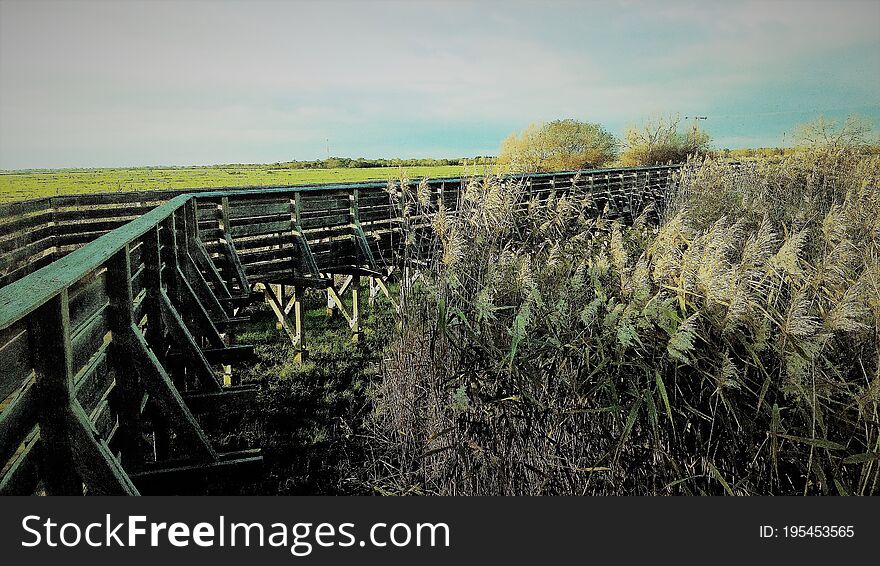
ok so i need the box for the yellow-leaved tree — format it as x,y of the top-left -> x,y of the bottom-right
620,115 -> 711,166
498,119 -> 619,173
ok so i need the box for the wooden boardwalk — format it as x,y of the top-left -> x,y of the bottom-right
0,165 -> 678,495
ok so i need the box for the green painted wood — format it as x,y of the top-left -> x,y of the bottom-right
159,289 -> 222,391
70,306 -> 109,378
67,399 -> 139,495
104,244 -> 149,468
29,291 -> 82,495
126,319 -> 218,460
230,219 -> 293,238
68,271 -> 108,332
0,380 -> 37,468
227,201 -> 291,220
194,239 -> 232,299
72,348 -> 113,416
0,322 -> 32,403
175,264 -> 225,349
0,194 -> 190,330
0,434 -> 40,495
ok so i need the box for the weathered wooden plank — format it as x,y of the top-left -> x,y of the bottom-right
0,237 -> 56,274
130,449 -> 261,495
0,433 -> 41,495
0,197 -> 52,218
299,194 -> 350,211
232,233 -> 289,251
299,212 -> 351,229
0,251 -> 56,288
159,289 -> 222,391
176,261 -> 226,347
67,399 -> 138,495
68,271 -> 108,332
230,219 -> 292,238
0,379 -> 37,468
53,204 -> 151,223
0,225 -> 54,257
0,194 -> 190,330
182,384 -> 258,414
50,191 -> 174,208
125,319 -> 218,460
227,201 -> 291,220
0,323 -> 33,403
73,348 -> 113,416
70,306 -> 110,378
29,291 -> 82,494
0,210 -> 53,237
55,218 -> 133,237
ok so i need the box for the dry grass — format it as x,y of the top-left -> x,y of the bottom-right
363,150 -> 880,495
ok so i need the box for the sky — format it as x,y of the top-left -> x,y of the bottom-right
0,0 -> 878,169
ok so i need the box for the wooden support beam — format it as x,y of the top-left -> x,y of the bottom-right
175,265 -> 225,349
159,289 -> 223,392
167,344 -> 255,365
263,284 -> 306,362
373,276 -> 398,309
368,276 -> 378,307
126,319 -> 218,462
219,197 -> 251,294
130,449 -> 262,495
183,384 -> 259,414
106,244 -> 149,470
326,284 -> 353,325
338,274 -> 354,296
292,192 -> 323,279
67,400 -> 140,495
193,238 -> 232,299
28,291 -> 83,495
181,251 -> 230,328
291,286 -> 306,362
351,274 -> 361,342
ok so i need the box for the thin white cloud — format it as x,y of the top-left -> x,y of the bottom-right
1,0 -> 878,167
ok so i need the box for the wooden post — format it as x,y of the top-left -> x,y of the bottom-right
368,276 -> 378,307
272,284 -> 283,330
326,273 -> 337,319
29,291 -> 81,495
106,244 -> 148,470
292,286 -> 307,363
351,274 -> 361,342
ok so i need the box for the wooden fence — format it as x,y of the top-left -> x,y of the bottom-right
0,165 -> 679,495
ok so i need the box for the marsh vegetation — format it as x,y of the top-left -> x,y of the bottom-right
210,140 -> 879,496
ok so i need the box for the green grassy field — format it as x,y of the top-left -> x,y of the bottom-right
0,164 -> 471,203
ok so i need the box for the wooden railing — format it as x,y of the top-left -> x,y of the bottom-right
0,165 -> 679,495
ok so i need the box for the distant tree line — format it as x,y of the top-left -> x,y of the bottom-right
271,156 -> 495,170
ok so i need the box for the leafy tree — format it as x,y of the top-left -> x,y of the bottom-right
793,115 -> 875,154
620,115 -> 711,166
498,119 -> 619,173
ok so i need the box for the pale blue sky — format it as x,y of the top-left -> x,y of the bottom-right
1,0 -> 878,169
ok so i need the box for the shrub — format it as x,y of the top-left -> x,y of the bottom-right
497,119 -> 619,173
620,115 -> 711,166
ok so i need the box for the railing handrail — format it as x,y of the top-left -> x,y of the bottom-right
0,194 -> 189,329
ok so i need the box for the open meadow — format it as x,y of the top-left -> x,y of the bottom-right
0,163 -> 469,203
